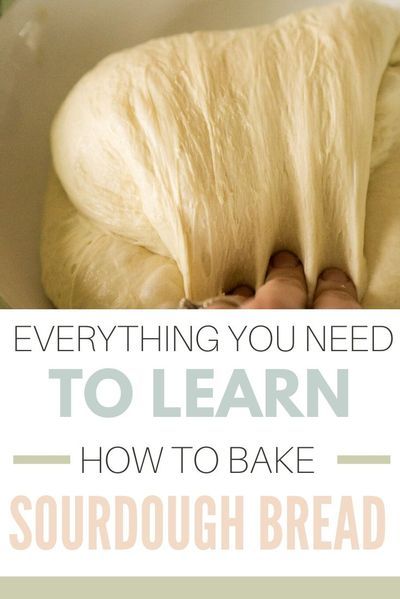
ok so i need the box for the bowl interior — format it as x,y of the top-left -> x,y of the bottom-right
0,0 -> 330,307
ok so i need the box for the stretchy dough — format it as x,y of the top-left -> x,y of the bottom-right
41,0 -> 400,308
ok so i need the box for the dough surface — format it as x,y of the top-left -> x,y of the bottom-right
41,0 -> 400,308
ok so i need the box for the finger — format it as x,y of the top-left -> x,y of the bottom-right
242,251 -> 307,309
229,285 -> 254,298
204,296 -> 245,309
204,285 -> 254,309
313,268 -> 361,309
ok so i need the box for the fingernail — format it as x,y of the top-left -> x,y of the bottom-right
229,285 -> 254,298
203,295 -> 243,309
270,251 -> 300,268
320,268 -> 350,283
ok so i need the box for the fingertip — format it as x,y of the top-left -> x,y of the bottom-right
241,251 -> 307,309
269,251 -> 300,269
313,268 -> 361,309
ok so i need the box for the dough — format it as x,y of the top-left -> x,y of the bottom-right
41,0 -> 400,308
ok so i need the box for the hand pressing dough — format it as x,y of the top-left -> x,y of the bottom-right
41,0 -> 400,308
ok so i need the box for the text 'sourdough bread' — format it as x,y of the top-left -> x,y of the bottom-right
41,0 -> 400,308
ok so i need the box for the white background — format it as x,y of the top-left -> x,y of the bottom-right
0,309 -> 399,576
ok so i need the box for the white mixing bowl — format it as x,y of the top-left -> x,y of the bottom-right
0,0 -> 358,307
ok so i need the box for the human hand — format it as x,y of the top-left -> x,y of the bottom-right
206,251 -> 361,309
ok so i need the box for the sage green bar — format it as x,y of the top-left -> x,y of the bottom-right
0,578 -> 400,599
13,455 -> 71,465
337,455 -> 391,465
